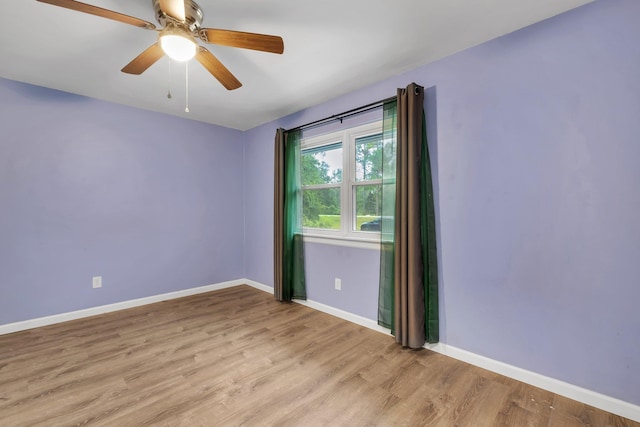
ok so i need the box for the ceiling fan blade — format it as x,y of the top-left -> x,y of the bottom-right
121,44 -> 165,75
200,29 -> 284,54
159,0 -> 185,22
195,47 -> 242,90
37,0 -> 156,29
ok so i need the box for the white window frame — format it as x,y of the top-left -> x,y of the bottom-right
301,120 -> 383,248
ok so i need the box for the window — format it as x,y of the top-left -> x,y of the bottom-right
301,121 -> 383,242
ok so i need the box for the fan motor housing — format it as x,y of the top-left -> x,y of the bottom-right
152,0 -> 204,32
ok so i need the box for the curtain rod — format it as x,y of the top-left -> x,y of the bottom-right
285,95 -> 396,133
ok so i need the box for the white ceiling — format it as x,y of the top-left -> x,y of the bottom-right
0,0 -> 592,130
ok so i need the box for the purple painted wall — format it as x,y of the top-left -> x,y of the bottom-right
244,0 -> 640,405
304,243 -> 380,320
0,79 -> 245,324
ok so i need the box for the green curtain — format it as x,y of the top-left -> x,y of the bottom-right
378,83 -> 438,347
378,101 -> 397,330
420,113 -> 439,343
274,128 -> 306,301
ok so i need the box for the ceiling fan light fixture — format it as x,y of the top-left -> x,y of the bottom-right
39,0 -> 281,90
160,33 -> 196,61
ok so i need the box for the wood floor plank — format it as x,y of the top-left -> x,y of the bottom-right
0,285 -> 637,426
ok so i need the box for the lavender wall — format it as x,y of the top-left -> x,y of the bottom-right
0,79 -> 245,324
303,243 -> 380,320
244,0 -> 640,406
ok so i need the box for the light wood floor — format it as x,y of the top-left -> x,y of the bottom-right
0,285 -> 637,427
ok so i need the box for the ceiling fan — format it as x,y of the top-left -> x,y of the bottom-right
36,0 -> 285,90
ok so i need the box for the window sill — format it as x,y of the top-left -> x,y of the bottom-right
302,233 -> 380,250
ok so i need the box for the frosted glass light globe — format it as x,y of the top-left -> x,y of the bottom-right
160,34 -> 196,61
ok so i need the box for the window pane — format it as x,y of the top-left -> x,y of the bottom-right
302,143 -> 342,185
303,188 -> 341,229
355,184 -> 382,231
355,133 -> 383,182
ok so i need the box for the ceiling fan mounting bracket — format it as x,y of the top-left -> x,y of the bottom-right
152,0 -> 203,33
160,21 -> 197,43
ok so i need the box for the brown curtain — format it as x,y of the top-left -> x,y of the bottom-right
394,84 -> 427,348
273,128 -> 285,301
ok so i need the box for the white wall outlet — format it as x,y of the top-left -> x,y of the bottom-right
92,276 -> 102,289
335,278 -> 341,291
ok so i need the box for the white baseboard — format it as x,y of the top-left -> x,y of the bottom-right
2,278 -> 638,422
0,279 -> 245,335
244,280 -> 640,423
243,279 -> 390,334
242,279 -> 274,294
427,344 -> 640,423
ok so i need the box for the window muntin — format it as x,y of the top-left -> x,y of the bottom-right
301,121 -> 383,241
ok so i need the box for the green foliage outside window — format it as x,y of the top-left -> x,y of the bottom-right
301,127 -> 386,233
302,144 -> 342,228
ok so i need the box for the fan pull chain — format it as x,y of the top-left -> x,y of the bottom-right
185,61 -> 190,113
167,59 -> 173,99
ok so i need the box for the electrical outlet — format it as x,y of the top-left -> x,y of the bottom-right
334,278 -> 341,291
92,276 -> 102,289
